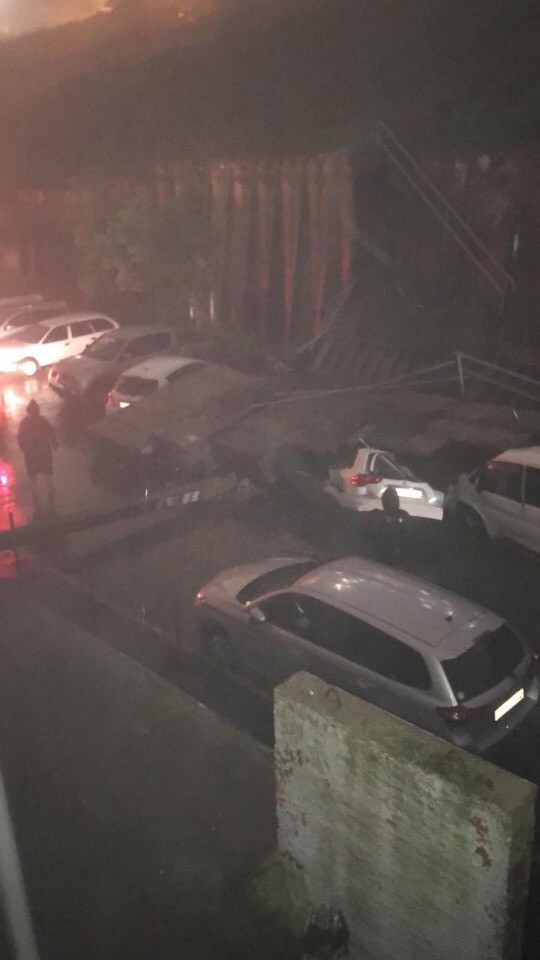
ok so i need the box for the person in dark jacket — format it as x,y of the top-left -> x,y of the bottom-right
17,400 -> 58,516
368,485 -> 410,564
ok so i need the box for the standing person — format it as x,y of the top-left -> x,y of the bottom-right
367,486 -> 410,564
17,400 -> 58,518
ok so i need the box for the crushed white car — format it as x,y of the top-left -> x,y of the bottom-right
324,446 -> 444,520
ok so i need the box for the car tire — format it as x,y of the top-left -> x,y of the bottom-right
18,357 -> 39,377
455,504 -> 488,538
201,623 -> 237,671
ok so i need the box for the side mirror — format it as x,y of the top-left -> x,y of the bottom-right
248,606 -> 266,625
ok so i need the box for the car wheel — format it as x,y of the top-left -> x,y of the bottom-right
455,504 -> 487,537
18,357 -> 39,377
201,623 -> 237,670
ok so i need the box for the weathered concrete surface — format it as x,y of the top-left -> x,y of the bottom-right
215,388 -> 540,484
0,582 -> 279,960
89,363 -> 270,465
275,673 -> 537,960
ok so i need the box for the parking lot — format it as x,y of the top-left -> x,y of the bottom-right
2,368 -> 540,781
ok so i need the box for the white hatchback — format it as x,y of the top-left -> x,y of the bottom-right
108,355 -> 204,410
324,446 -> 444,520
445,447 -> 540,555
0,313 -> 118,376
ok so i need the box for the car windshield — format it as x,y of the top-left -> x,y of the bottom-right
116,376 -> 158,398
5,313 -> 36,330
0,307 -> 20,322
442,624 -> 525,701
84,334 -> 124,361
12,324 -> 46,344
237,561 -> 319,604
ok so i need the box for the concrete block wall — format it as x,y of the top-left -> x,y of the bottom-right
275,673 -> 537,960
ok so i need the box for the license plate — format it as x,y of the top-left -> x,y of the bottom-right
494,688 -> 524,722
396,487 -> 422,499
119,401 -> 130,408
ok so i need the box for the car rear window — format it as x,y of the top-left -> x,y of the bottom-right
84,334 -> 124,360
442,624 -> 525,700
116,376 -> 158,398
237,562 -> 319,604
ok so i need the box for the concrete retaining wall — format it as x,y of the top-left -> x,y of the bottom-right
275,673 -> 537,960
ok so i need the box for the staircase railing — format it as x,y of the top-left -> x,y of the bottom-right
376,121 -> 515,301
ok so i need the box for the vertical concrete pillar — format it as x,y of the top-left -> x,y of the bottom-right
228,161 -> 255,331
281,159 -> 302,346
306,156 -> 331,336
210,161 -> 234,327
275,673 -> 536,960
336,153 -> 353,289
254,160 -> 278,340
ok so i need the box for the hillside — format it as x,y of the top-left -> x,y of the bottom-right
1,0 -> 539,185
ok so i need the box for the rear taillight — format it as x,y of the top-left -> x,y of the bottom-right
349,472 -> 382,487
437,703 -> 481,723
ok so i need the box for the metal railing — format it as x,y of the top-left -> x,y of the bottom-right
376,121 -> 515,300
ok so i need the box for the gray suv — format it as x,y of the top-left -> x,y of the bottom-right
48,325 -> 175,407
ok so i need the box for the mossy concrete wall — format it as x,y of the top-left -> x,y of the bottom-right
275,673 -> 537,960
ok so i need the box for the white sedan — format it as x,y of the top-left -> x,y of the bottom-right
107,355 -> 205,410
324,446 -> 444,520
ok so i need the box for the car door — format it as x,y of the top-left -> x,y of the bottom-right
36,323 -> 71,366
255,592 -> 438,729
523,467 -> 540,554
238,593 -> 313,684
476,461 -> 526,543
69,319 -> 98,355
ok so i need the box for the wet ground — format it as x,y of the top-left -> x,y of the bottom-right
0,372 -> 123,531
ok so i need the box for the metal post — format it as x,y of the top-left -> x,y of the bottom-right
456,353 -> 466,396
0,768 -> 41,960
8,513 -> 20,578
86,564 -> 97,632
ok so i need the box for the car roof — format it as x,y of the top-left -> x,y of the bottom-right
120,355 -> 199,379
495,447 -> 540,469
27,312 -> 114,330
99,324 -> 172,342
294,556 -> 498,654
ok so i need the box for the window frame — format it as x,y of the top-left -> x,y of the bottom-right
42,324 -> 70,345
91,317 -> 114,334
69,320 -> 95,339
258,591 -> 432,691
478,461 -> 525,505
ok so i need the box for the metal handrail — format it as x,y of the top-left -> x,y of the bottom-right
456,352 -> 540,389
378,122 -> 515,290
